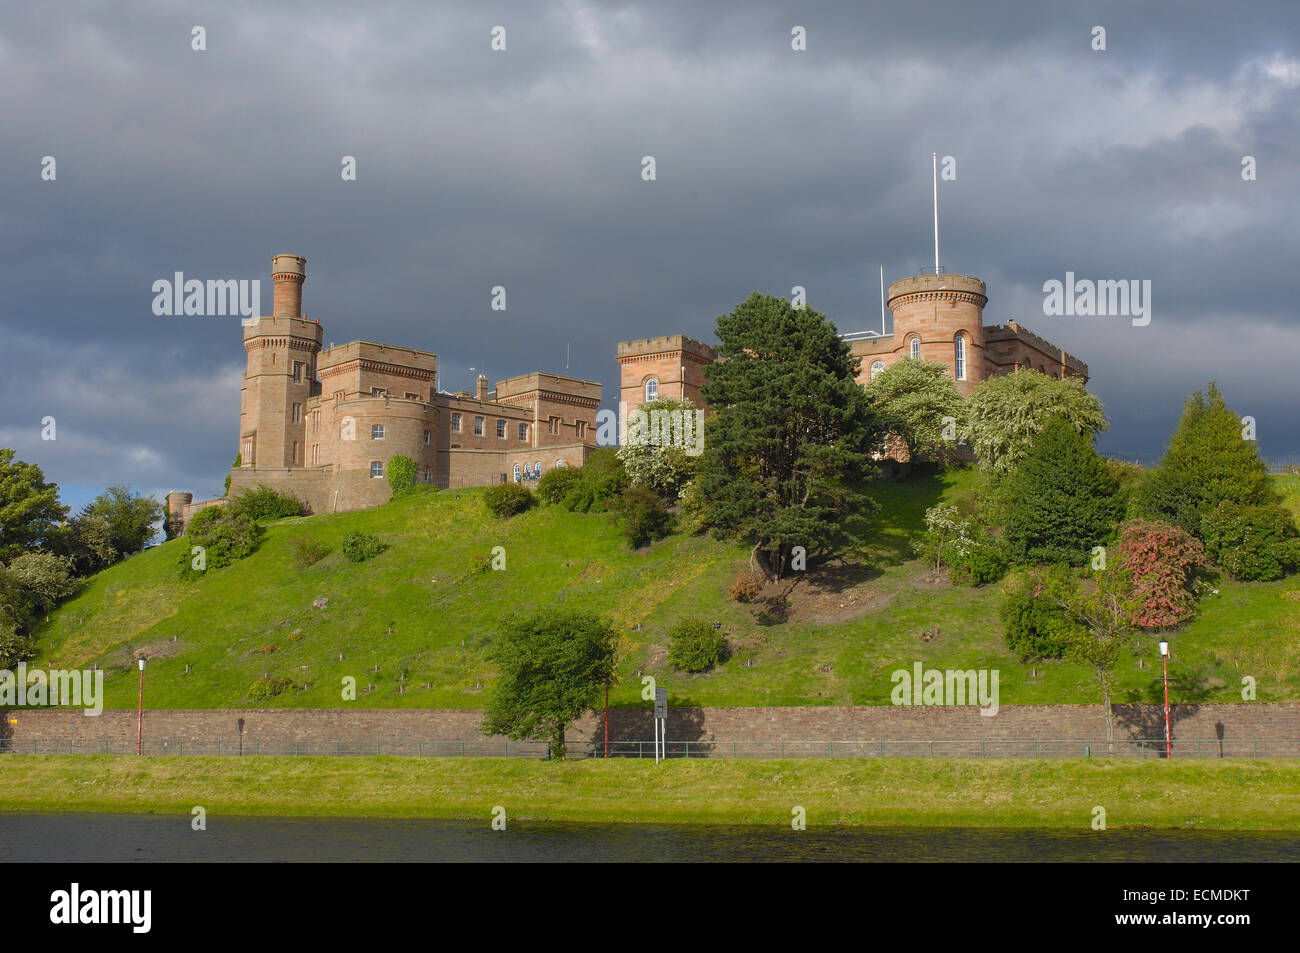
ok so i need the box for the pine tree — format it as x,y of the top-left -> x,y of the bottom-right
1003,417 -> 1126,565
694,293 -> 881,580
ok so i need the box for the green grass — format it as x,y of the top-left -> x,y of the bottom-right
25,473 -> 1300,709
3,754 -> 1299,829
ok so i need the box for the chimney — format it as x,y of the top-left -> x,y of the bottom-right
271,254 -> 307,318
476,374 -> 489,401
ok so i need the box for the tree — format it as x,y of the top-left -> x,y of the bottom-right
617,396 -> 701,499
5,551 -> 78,616
48,514 -> 117,575
862,358 -> 966,464
0,449 -> 67,560
1200,501 -> 1300,581
1136,383 -> 1277,537
482,609 -> 618,759
1113,519 -> 1207,629
81,485 -> 164,555
1003,418 -> 1126,566
964,371 -> 1108,477
694,293 -> 880,581
1045,567 -> 1141,753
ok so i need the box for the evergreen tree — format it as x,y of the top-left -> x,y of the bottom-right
0,449 -> 67,561
693,293 -> 881,580
1003,417 -> 1125,565
1136,382 -> 1276,536
81,485 -> 164,555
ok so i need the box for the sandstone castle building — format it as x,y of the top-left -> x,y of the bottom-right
168,259 -> 1085,533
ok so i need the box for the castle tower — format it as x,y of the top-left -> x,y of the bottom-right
886,273 -> 988,397
238,255 -> 323,469
616,335 -> 716,410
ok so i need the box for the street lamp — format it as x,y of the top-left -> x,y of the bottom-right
1158,640 -> 1171,759
136,656 -> 147,756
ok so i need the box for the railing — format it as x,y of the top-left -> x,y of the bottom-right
4,738 -> 1300,758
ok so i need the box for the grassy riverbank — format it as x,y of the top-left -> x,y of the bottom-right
3,755 -> 1299,830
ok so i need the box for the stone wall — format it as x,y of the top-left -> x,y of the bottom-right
4,704 -> 1297,757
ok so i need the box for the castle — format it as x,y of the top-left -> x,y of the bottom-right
167,260 -> 1085,534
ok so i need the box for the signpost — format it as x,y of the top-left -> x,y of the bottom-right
653,687 -> 667,763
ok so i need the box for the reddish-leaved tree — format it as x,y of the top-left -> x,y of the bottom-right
1113,518 -> 1207,629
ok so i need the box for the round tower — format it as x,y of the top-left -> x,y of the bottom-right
272,254 -> 307,318
164,491 -> 192,539
887,273 -> 987,396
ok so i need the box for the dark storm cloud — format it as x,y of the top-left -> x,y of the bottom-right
2,0 -> 1298,505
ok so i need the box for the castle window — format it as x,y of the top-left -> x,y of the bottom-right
371,424 -> 385,440
371,387 -> 387,398
513,464 -> 521,483
576,421 -> 586,439
496,420 -> 506,438
292,403 -> 302,423
333,390 -> 344,404
293,362 -> 304,383
424,467 -> 432,484
474,416 -> 484,436
405,392 -> 419,401
423,430 -> 431,446
291,440 -> 298,463
954,333 -> 967,381
870,360 -> 886,379
451,413 -> 461,433
548,416 -> 559,435
518,423 -> 528,441
242,437 -> 255,464
556,458 -> 565,468
311,444 -> 319,465
534,461 -> 542,477
645,378 -> 659,402
910,337 -> 920,359
370,461 -> 383,478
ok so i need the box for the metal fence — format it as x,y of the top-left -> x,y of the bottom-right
4,738 -> 1300,759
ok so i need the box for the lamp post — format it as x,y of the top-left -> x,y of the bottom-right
136,656 -> 147,756
1158,640 -> 1171,759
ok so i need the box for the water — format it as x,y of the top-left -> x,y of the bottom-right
2,813 -> 1298,862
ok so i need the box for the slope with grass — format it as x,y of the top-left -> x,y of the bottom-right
24,474 -> 1300,709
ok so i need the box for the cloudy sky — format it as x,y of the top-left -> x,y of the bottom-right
2,0 -> 1297,510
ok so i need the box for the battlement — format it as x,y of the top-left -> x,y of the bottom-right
317,340 -> 438,376
886,273 -> 987,307
617,335 -> 716,363
986,321 -> 1088,375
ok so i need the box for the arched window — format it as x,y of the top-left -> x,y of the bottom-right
645,378 -> 659,402
870,360 -> 886,379
909,336 -> 920,359
534,461 -> 542,478
556,459 -> 565,468
513,464 -> 521,483
954,333 -> 967,381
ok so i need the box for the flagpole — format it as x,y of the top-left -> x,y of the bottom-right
932,152 -> 940,275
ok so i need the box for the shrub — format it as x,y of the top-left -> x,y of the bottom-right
618,485 -> 675,549
667,618 -> 728,672
1113,519 -> 1207,629
1000,569 -> 1085,661
179,506 -> 261,579
948,541 -> 1007,587
915,504 -> 1005,585
5,551 -> 78,614
1200,502 -> 1300,581
341,532 -> 387,563
248,675 -> 295,701
483,483 -> 535,518
290,534 -> 330,568
1002,418 -> 1125,566
228,485 -> 304,523
387,455 -> 418,498
0,568 -> 36,636
728,572 -> 762,603
536,466 -> 583,505
0,624 -> 34,670
560,450 -> 627,513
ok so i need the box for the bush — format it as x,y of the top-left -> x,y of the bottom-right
1000,569 -> 1085,661
0,624 -> 34,670
915,504 -> 1005,585
5,551 -> 78,614
387,455 -> 418,498
341,532 -> 387,563
290,535 -> 330,568
618,485 -> 675,549
1113,518 -> 1207,628
728,572 -> 762,603
667,618 -> 727,672
0,568 -> 35,637
248,675 -> 295,701
948,541 -> 1007,587
1200,502 -> 1300,581
179,506 -> 261,579
228,485 -> 304,523
483,483 -> 535,518
560,450 -> 627,513
536,466 -> 583,505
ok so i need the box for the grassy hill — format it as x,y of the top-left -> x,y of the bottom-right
26,472 -> 1300,710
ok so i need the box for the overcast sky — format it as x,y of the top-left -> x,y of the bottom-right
2,0 -> 1297,510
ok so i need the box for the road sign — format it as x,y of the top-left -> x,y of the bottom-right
654,686 -> 666,721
